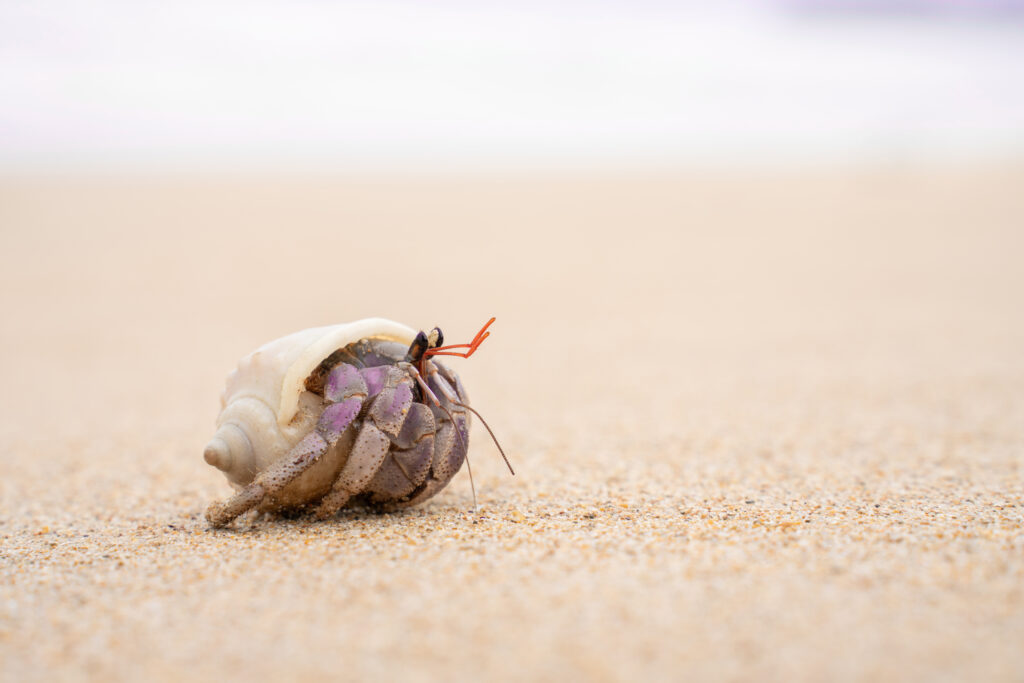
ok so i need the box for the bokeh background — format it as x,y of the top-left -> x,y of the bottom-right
4,1 -> 1024,170
2,2 -> 1023,681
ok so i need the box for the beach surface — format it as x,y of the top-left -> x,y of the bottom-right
1,166 -> 1022,681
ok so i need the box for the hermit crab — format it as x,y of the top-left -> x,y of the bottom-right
203,317 -> 512,527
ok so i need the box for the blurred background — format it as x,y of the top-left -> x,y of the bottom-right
3,1 -> 1024,170
1,0 -> 1022,439
2,2 -> 1024,681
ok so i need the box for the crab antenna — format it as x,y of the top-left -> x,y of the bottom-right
453,401 -> 514,476
407,364 -> 482,511
464,448 -> 478,512
416,317 -> 511,497
423,317 -> 495,360
437,400 -> 477,510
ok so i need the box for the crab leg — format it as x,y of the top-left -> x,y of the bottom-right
313,366 -> 416,519
390,363 -> 472,509
205,364 -> 368,528
367,402 -> 435,501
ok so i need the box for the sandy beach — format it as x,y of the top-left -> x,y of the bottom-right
1,166 -> 1022,681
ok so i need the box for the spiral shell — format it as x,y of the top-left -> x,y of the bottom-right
204,318 -> 417,487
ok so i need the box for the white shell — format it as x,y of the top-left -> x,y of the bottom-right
204,318 -> 417,487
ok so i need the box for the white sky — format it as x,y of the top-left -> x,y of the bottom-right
1,1 -> 1023,170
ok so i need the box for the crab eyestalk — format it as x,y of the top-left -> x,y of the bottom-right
405,327 -> 446,369
404,331 -> 430,365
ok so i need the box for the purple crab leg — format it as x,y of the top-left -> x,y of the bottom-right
368,402 -> 435,500
206,363 -> 368,528
314,366 -> 416,519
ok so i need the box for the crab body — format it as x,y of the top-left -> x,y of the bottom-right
204,318 -> 471,527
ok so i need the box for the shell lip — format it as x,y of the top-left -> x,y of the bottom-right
275,318 -> 417,426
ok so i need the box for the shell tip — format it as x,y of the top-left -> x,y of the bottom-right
204,438 -> 232,471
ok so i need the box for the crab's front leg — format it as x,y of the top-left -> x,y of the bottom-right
314,365 -> 416,518
366,402 -> 435,501
387,360 -> 470,509
205,364 -> 369,528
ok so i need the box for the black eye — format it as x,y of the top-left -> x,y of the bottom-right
405,331 -> 429,363
432,327 -> 444,349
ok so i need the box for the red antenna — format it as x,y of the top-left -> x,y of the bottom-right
420,316 -> 495,372
417,316 -> 514,481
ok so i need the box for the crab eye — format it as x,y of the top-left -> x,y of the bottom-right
405,331 -> 429,363
428,327 -> 443,349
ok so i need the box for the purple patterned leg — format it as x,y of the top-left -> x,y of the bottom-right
368,403 -> 435,501
206,363 -> 367,528
314,366 -> 417,518
393,362 -> 470,508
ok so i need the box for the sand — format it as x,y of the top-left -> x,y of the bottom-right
1,166 -> 1022,681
